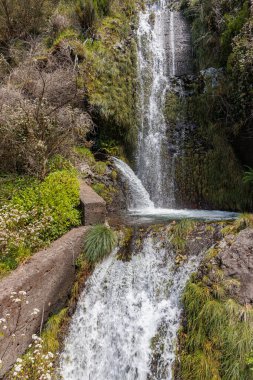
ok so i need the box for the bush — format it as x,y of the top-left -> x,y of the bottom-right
0,170 -> 81,275
0,0 -> 55,44
180,275 -> 253,380
84,224 -> 117,263
0,92 -> 91,177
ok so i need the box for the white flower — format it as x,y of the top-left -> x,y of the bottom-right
16,358 -> 22,363
14,364 -> 22,372
19,290 -> 27,296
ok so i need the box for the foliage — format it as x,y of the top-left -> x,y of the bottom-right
0,95 -> 91,178
179,267 -> 253,380
243,167 -> 253,184
0,0 -> 56,45
0,170 -> 81,276
92,182 -> 116,204
169,219 -> 195,253
84,224 -> 117,263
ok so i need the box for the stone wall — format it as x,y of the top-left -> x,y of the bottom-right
80,181 -> 106,225
0,227 -> 87,377
0,180 -> 107,377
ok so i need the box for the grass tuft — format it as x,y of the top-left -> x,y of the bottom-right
84,224 -> 117,263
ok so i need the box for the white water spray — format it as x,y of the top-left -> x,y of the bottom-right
60,237 -> 200,380
113,157 -> 154,210
137,1 -> 174,207
170,11 -> 176,76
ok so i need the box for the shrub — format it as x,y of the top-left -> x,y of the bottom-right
0,170 -> 81,275
0,94 -> 91,177
0,0 -> 55,44
84,224 -> 117,263
180,274 -> 253,380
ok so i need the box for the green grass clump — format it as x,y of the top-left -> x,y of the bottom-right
84,224 -> 117,263
169,219 -> 195,253
179,274 -> 253,380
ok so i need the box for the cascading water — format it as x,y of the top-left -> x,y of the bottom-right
113,157 -> 154,210
137,0 -> 173,207
60,235 -> 200,380
136,2 -> 193,208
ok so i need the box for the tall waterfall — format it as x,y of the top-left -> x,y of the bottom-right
60,235 -> 200,380
136,1 -> 192,207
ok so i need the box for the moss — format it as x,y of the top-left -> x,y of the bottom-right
116,226 -> 134,261
92,182 -> 116,204
80,3 -> 139,153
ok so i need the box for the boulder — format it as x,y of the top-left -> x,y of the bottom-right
218,228 -> 253,304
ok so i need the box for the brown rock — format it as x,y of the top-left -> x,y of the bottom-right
218,228 -> 253,304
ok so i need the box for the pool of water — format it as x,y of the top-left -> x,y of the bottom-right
127,207 -> 238,224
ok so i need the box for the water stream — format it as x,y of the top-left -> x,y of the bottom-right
61,237 -> 200,380
137,0 -> 173,207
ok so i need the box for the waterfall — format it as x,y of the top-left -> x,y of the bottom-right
137,1 -> 173,207
136,2 -> 193,208
113,158 -> 154,210
170,11 -> 176,76
60,235 -> 200,380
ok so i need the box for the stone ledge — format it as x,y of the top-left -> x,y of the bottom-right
80,181 -> 106,225
0,226 -> 88,377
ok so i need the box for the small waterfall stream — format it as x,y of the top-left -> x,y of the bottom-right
60,236 -> 200,380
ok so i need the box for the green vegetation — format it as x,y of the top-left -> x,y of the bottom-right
169,219 -> 195,253
84,224 -> 117,263
244,167 -> 253,184
179,262 -> 253,380
173,0 -> 253,211
0,169 -> 81,277
0,0 -> 137,275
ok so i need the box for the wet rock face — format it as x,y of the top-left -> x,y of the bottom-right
164,10 -> 193,77
218,228 -> 253,304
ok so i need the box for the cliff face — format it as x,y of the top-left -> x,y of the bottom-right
163,0 -> 253,212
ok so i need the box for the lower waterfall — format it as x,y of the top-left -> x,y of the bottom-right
60,235 -> 200,380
